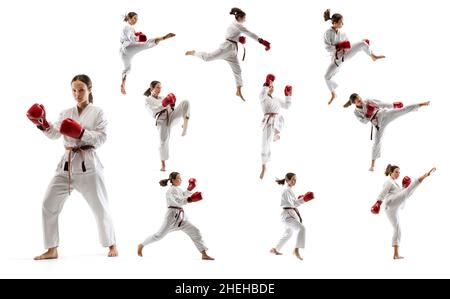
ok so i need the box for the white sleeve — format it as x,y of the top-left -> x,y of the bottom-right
167,189 -> 191,205
279,95 -> 292,109
377,180 -> 393,202
43,111 -> 64,140
259,86 -> 269,101
294,196 -> 305,207
354,109 -> 369,124
370,99 -> 393,109
324,30 -> 335,53
80,109 -> 107,148
236,23 -> 259,41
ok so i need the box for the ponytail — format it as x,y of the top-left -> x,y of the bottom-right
275,172 -> 296,185
324,9 -> 343,24
385,164 -> 399,176
230,7 -> 246,20
159,172 -> 180,187
323,9 -> 331,21
144,80 -> 161,97
343,93 -> 359,108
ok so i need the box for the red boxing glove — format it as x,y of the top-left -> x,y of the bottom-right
363,39 -> 370,46
299,191 -> 314,202
393,102 -> 403,109
138,34 -> 147,42
27,103 -> 50,131
188,192 -> 203,203
187,178 -> 197,191
336,40 -> 351,51
371,200 -> 382,214
239,36 -> 246,44
365,102 -> 377,119
258,38 -> 271,51
134,32 -> 143,36
402,176 -> 411,188
284,85 -> 292,96
266,74 -> 275,84
162,93 -> 176,107
60,118 -> 84,139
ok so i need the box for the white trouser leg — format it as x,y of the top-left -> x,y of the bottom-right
262,124 -> 274,164
121,41 -> 157,79
324,61 -> 339,92
180,220 -> 208,252
275,217 -> 305,250
372,104 -> 420,160
42,174 -> 72,249
225,55 -> 243,87
344,41 -> 372,60
141,212 -> 175,246
385,207 -> 401,246
73,172 -> 116,247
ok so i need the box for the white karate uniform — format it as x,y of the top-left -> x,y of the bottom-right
377,177 -> 421,246
194,21 -> 260,87
323,27 -> 373,91
354,99 -> 420,160
260,87 -> 292,164
275,187 -> 306,250
120,24 -> 157,79
40,104 -> 116,249
141,186 -> 208,252
145,95 -> 190,161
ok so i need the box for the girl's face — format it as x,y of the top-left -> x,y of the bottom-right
152,83 -> 162,97
333,18 -> 344,29
391,168 -> 400,180
129,15 -> 138,25
172,174 -> 182,187
287,175 -> 297,187
354,96 -> 363,107
268,83 -> 274,95
71,80 -> 90,106
237,15 -> 246,23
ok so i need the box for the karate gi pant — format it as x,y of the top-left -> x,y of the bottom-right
261,116 -> 284,164
41,171 -> 116,249
372,104 -> 420,160
157,100 -> 190,161
275,210 -> 305,250
195,42 -> 242,87
121,40 -> 157,79
141,209 -> 208,252
385,179 -> 421,246
324,41 -> 372,92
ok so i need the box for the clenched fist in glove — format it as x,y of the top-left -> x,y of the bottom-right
187,178 -> 197,191
402,176 -> 411,188
263,74 -> 275,87
188,192 -> 203,203
365,102 -> 377,119
162,93 -> 176,108
258,38 -> 271,51
284,85 -> 292,96
60,118 -> 85,139
393,102 -> 403,109
336,40 -> 351,51
239,36 -> 246,44
135,32 -> 147,42
371,200 -> 382,214
27,103 -> 50,131
299,191 -> 314,202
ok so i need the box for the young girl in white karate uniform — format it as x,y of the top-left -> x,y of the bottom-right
137,172 -> 214,260
270,173 -> 315,260
371,164 -> 436,259
144,81 -> 190,172
27,75 -> 118,260
120,12 -> 175,95
259,74 -> 292,179
344,93 -> 430,171
323,9 -> 385,105
185,7 -> 271,101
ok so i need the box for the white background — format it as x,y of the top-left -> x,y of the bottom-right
1,0 -> 449,278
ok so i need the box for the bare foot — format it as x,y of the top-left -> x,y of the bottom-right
160,161 -> 166,172
393,255 -> 404,260
371,54 -> 386,61
185,50 -> 195,56
201,251 -> 215,260
108,245 -> 118,257
259,164 -> 266,180
120,83 -> 126,95
293,249 -> 303,260
273,134 -> 280,142
236,87 -> 245,101
369,167 -> 374,172
270,248 -> 282,255
34,248 -> 58,260
420,101 -> 431,107
427,167 -> 436,177
137,244 -> 144,257
328,91 -> 336,105
181,120 -> 188,136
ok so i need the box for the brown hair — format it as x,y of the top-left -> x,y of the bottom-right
384,164 -> 400,176
124,12 -> 137,22
323,9 -> 343,24
71,74 -> 93,104
275,173 -> 296,185
159,172 -> 180,186
144,81 -> 161,97
230,7 -> 246,20
343,93 -> 359,108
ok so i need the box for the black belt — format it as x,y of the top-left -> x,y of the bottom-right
155,109 -> 169,126
370,110 -> 380,140
334,49 -> 345,67
283,207 -> 302,223
168,206 -> 184,227
227,39 -> 245,61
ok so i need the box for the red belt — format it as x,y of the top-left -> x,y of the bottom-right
263,113 -> 278,129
